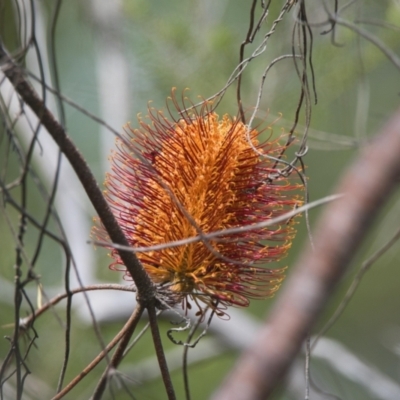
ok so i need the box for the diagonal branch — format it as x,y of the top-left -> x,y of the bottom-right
212,108 -> 400,400
91,304 -> 145,400
52,304 -> 144,400
0,42 -> 154,302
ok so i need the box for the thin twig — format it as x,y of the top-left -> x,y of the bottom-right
19,284 -> 136,329
313,225 -> 400,347
334,17 -> 400,70
51,303 -> 144,400
182,307 -> 213,400
148,303 -> 176,400
91,194 -> 343,254
91,304 -> 145,399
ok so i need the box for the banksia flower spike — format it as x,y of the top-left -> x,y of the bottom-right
98,93 -> 303,315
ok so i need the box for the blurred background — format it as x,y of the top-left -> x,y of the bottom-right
1,0 -> 400,399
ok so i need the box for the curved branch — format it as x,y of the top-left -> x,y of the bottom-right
212,108 -> 400,400
19,284 -> 136,329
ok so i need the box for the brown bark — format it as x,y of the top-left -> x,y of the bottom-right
212,108 -> 400,399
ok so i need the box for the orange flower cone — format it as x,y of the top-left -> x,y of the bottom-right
97,95 -> 303,315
